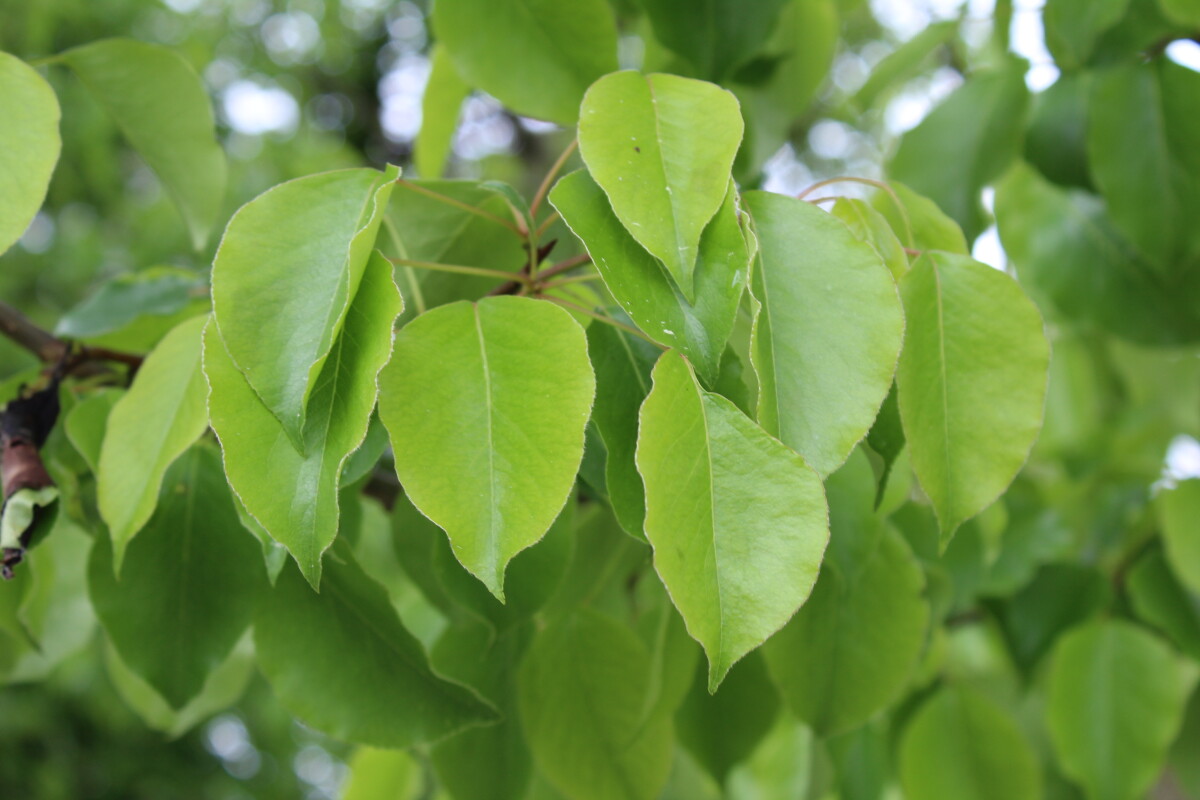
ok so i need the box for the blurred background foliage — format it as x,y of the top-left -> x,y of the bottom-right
2,0 -> 1200,797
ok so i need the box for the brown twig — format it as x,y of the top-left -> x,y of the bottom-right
0,300 -> 143,376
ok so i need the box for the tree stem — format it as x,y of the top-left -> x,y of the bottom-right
530,139 -> 578,218
385,257 -> 525,282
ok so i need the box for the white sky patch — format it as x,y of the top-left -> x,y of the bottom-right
761,144 -> 815,197
1165,435 -> 1200,482
379,54 -> 430,142
1167,39 -> 1200,72
222,79 -> 300,135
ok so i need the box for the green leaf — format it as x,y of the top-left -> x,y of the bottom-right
872,181 -> 969,255
1159,0 -> 1200,24
853,20 -> 957,110
1024,73 -> 1094,190
899,685 -> 1042,800
206,251 -> 402,588
1159,479 -> 1200,595
0,51 -> 60,257
518,609 -> 674,800
995,161 -> 1200,345
896,252 -> 1049,537
578,71 -> 744,299
431,623 -> 534,800
676,651 -> 780,783
63,388 -> 123,473
998,562 -> 1110,675
211,165 -> 397,446
864,385 -> 905,507
732,0 -> 838,178
831,197 -> 909,280
1043,0 -> 1130,68
1047,620 -> 1198,800
432,0 -> 618,125
55,266 -> 206,343
97,314 -> 209,570
639,0 -> 789,81
379,296 -> 593,600
745,191 -> 904,477
342,747 -> 422,800
587,316 -> 659,538
1128,548 -> 1200,661
763,451 -> 928,736
89,445 -> 264,709
890,61 -> 1029,239
550,169 -> 746,384
1088,59 -> 1200,274
255,542 -> 498,747
636,350 -> 828,689
416,44 -> 469,179
58,39 -> 225,249
103,634 -> 254,739
386,180 -> 529,321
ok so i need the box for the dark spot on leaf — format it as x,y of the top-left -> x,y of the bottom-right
634,146 -> 641,153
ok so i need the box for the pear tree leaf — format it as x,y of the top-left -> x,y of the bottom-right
206,252 -> 402,588
745,190 -> 904,477
432,0 -> 618,124
58,39 -> 225,249
211,165 -> 398,446
896,252 -> 1049,538
578,71 -> 744,300
97,314 -> 209,571
551,169 -> 747,384
378,296 -> 594,600
0,51 -> 60,256
636,350 -> 828,689
1046,620 -> 1198,800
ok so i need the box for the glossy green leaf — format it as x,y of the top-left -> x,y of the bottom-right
587,317 -> 659,538
1047,620 -> 1197,800
0,51 -> 60,256
518,609 -> 673,800
89,445 -> 264,709
211,165 -> 397,446
578,71 -> 743,299
342,747 -> 422,800
97,314 -> 209,570
206,251 -> 402,588
551,169 -> 746,384
890,61 -> 1029,239
59,39 -> 225,249
636,350 -> 828,689
676,651 -> 780,783
256,542 -> 497,747
431,623 -> 533,800
1043,0 -> 1130,67
639,0 -> 788,81
899,685 -> 1042,800
416,44 -> 469,179
432,0 -> 617,124
745,191 -> 904,476
995,161 -> 1200,345
1088,59 -> 1200,273
379,296 -> 593,600
764,451 -> 928,736
896,252 -> 1049,537
1160,479 -> 1200,595
104,634 -> 254,739
1128,548 -> 1200,660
